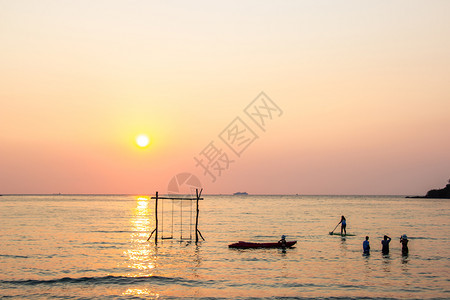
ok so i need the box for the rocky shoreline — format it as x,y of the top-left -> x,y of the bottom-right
407,182 -> 450,199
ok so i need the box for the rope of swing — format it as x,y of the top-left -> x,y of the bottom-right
161,197 -> 164,238
190,198 -> 193,240
180,200 -> 183,240
171,199 -> 174,238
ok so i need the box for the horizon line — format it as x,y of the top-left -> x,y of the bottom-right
0,193 -> 417,197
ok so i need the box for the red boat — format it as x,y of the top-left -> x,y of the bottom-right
228,241 -> 297,249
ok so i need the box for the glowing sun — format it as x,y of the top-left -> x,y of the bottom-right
136,134 -> 150,148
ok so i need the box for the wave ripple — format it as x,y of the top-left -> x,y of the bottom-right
1,275 -> 197,286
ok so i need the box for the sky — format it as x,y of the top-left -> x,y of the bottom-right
1,0 -> 449,195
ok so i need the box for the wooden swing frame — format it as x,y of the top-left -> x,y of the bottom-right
147,188 -> 204,244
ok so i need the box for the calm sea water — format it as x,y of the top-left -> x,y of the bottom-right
0,195 -> 449,299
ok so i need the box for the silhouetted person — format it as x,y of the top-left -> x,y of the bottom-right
339,216 -> 347,235
400,234 -> 409,255
279,235 -> 287,253
381,235 -> 391,254
363,236 -> 370,254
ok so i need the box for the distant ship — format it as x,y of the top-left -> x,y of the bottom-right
233,192 -> 248,196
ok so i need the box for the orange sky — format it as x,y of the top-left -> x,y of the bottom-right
1,1 -> 449,195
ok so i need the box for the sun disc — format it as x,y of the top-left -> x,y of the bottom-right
136,134 -> 150,147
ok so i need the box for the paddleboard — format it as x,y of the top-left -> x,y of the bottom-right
329,232 -> 356,236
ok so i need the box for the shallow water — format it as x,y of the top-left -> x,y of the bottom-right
0,195 -> 449,299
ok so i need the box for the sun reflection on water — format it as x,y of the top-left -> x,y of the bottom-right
121,195 -> 207,297
122,288 -> 159,298
123,196 -> 157,273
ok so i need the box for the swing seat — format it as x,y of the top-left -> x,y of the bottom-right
161,236 -> 174,240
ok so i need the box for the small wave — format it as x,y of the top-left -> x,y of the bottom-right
0,254 -> 29,259
409,236 -> 440,240
0,275 -> 199,286
159,294 -> 417,300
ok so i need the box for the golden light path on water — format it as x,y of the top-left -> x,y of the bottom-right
120,195 -> 205,298
122,196 -> 159,298
122,288 -> 159,298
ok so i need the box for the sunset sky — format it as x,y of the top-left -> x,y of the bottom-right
1,1 -> 449,195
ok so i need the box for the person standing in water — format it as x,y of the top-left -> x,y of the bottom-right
339,216 -> 347,235
363,236 -> 370,254
400,234 -> 409,255
381,235 -> 391,254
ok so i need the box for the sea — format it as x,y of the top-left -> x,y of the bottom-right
0,194 -> 449,299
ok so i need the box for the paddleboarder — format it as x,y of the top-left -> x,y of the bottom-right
363,236 -> 370,254
339,215 -> 347,235
381,235 -> 391,254
400,234 -> 409,255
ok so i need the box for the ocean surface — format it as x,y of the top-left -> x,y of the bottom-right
0,194 -> 449,299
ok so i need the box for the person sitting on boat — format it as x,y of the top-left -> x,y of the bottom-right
381,235 -> 391,254
278,235 -> 287,248
363,236 -> 370,254
400,234 -> 409,255
339,216 -> 347,235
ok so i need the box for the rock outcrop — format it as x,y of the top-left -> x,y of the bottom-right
424,184 -> 450,199
408,182 -> 450,199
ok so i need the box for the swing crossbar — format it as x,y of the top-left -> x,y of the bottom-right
151,197 -> 203,200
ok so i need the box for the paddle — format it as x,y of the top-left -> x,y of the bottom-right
329,222 -> 341,235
